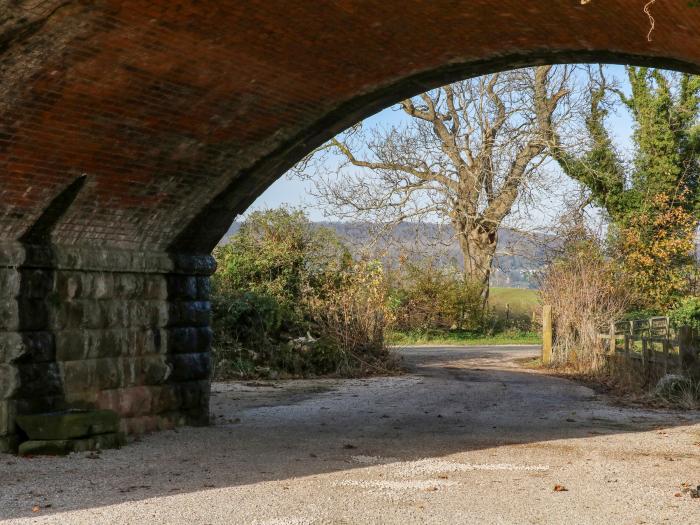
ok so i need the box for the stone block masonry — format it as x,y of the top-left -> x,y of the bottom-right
0,243 -> 215,452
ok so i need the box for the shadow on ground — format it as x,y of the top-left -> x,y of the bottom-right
2,346 -> 698,520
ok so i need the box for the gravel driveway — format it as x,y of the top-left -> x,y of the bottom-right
1,345 -> 699,524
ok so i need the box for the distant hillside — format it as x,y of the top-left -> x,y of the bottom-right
220,220 -> 699,288
220,221 -> 554,289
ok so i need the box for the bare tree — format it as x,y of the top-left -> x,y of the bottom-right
296,66 -> 574,305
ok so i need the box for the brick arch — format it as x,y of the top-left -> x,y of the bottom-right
175,50 -> 700,253
1,0 -> 700,254
3,1 -> 700,450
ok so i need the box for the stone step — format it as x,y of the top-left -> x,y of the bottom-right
15,409 -> 120,440
18,432 -> 126,456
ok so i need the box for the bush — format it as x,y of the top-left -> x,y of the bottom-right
306,259 -> 394,374
388,260 -> 487,333
213,208 -> 349,328
669,296 -> 700,331
211,208 -> 393,379
653,375 -> 700,410
539,237 -> 636,371
210,291 -> 283,379
615,192 -> 697,311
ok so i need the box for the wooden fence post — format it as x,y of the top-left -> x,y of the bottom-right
679,326 -> 697,370
609,321 -> 616,354
626,320 -> 633,356
542,305 -> 553,365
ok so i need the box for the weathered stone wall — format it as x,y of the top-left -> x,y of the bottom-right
0,244 -> 214,452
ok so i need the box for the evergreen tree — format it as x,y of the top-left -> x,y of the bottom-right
552,67 -> 700,309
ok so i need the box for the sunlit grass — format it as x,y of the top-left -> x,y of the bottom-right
388,329 -> 541,346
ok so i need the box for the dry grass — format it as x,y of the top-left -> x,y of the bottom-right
534,354 -> 700,410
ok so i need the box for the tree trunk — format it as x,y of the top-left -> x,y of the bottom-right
454,217 -> 498,309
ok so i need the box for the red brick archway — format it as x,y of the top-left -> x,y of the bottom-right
2,1 -> 700,450
2,1 -> 700,254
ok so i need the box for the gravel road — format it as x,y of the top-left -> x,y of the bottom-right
1,346 -> 699,524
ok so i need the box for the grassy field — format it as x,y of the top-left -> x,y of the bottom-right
489,287 -> 540,323
389,287 -> 542,347
388,329 -> 541,346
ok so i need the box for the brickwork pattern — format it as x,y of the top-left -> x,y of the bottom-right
1,1 -> 700,253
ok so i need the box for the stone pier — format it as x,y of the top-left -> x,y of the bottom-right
0,244 -> 214,452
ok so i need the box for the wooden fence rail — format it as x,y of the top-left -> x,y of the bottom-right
597,316 -> 698,374
540,305 -> 699,374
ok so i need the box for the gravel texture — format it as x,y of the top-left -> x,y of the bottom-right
1,345 -> 699,524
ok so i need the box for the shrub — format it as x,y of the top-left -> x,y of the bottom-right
210,291 -> 283,379
213,208 -> 350,327
388,260 -> 487,333
669,296 -> 700,331
615,192 -> 697,311
653,375 -> 700,410
306,259 -> 394,374
211,208 -> 393,379
539,237 -> 636,371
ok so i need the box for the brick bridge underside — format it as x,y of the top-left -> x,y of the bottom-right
1,0 -> 700,451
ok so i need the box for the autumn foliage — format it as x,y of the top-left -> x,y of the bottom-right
616,192 -> 697,310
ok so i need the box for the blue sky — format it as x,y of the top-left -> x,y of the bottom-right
242,65 -> 636,227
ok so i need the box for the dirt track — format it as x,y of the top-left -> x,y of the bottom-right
2,346 -> 699,524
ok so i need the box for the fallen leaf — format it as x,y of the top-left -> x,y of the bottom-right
553,484 -> 568,492
31,506 -> 40,513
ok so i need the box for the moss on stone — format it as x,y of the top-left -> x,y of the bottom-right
18,432 -> 126,456
15,409 -> 120,440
